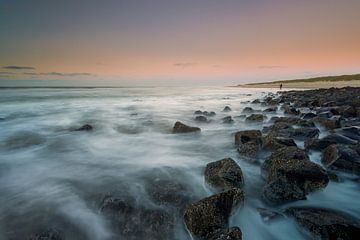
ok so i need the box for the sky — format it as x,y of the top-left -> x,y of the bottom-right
1,0 -> 360,86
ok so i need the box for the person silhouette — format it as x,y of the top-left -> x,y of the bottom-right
280,83 -> 283,90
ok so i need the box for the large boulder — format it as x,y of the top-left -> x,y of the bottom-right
184,189 -> 244,240
234,130 -> 262,158
29,229 -> 62,240
245,114 -> 265,123
261,147 -> 328,204
173,121 -> 200,133
322,144 -> 360,175
286,207 -> 360,240
101,197 -> 176,240
205,158 -> 244,191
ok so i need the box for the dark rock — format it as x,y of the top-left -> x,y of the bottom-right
222,116 -> 234,124
302,112 -> 317,120
204,111 -> 216,117
263,136 -> 297,151
263,107 -> 277,113
173,121 -> 200,133
284,107 -> 300,115
235,130 -> 262,158
184,189 -> 244,240
208,227 -> 242,240
252,99 -> 260,104
29,229 -> 62,240
245,114 -> 265,123
242,107 -> 254,113
195,116 -> 208,122
194,110 -> 203,115
274,117 -> 315,128
322,144 -> 360,174
338,105 -> 357,118
223,106 -> 232,112
313,116 -> 341,130
76,124 -> 93,131
261,147 -> 328,204
285,207 -> 360,240
305,133 -> 357,150
266,126 -> 320,141
327,171 -> 340,182
205,158 -> 244,191
335,126 -> 360,141
101,197 -> 176,240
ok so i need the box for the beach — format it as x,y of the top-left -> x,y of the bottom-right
238,80 -> 360,89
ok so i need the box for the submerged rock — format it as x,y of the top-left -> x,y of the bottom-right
101,197 -> 176,240
322,144 -> 360,174
76,124 -> 93,131
305,133 -> 357,151
242,107 -> 254,113
195,115 -> 208,122
261,147 -> 328,204
286,207 -> 360,240
205,158 -> 244,191
184,189 -> 244,240
173,121 -> 200,133
222,116 -> 234,124
29,229 -> 62,240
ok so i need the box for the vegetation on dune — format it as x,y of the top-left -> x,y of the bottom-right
245,73 -> 360,85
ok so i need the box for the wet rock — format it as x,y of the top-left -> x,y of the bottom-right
173,121 -> 200,133
335,126 -> 360,141
29,228 -> 62,240
204,111 -> 216,117
305,133 -> 357,151
242,107 -> 254,113
327,171 -> 340,182
338,105 -> 357,118
245,114 -> 265,123
322,144 -> 360,174
263,107 -> 277,113
76,124 -> 93,131
222,116 -> 234,124
235,130 -> 262,158
195,115 -> 208,122
208,227 -> 242,240
285,207 -> 360,240
302,112 -> 317,120
313,116 -> 341,130
184,189 -> 244,240
252,99 -> 260,104
205,158 -> 244,191
262,136 -> 297,151
266,126 -> 320,141
223,106 -> 232,112
274,117 -> 315,128
194,110 -> 203,115
284,106 -> 300,115
261,147 -> 328,204
101,197 -> 176,240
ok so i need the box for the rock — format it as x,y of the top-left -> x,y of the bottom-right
194,110 -> 203,115
101,197 -> 176,240
205,158 -> 244,191
184,189 -> 244,240
252,99 -> 260,104
338,105 -> 357,118
173,121 -> 200,133
335,126 -> 360,141
274,117 -> 315,128
266,126 -> 320,141
305,133 -> 357,151
29,229 -> 62,240
285,207 -> 360,240
242,107 -> 254,113
245,114 -> 265,123
262,136 -> 297,151
235,130 -> 262,146
313,116 -> 341,130
284,107 -> 300,115
208,227 -> 242,240
322,144 -> 360,174
235,130 -> 262,158
204,111 -> 216,117
223,106 -> 232,112
327,171 -> 340,182
195,116 -> 208,122
302,112 -> 317,120
222,116 -> 234,124
261,147 -> 328,204
76,124 -> 93,131
263,107 -> 277,113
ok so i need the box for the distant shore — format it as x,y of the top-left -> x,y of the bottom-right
237,80 -> 360,89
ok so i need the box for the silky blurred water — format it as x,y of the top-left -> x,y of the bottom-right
0,87 -> 359,240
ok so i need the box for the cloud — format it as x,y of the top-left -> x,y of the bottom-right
24,72 -> 94,77
3,65 -> 35,70
173,62 -> 197,67
258,65 -> 287,69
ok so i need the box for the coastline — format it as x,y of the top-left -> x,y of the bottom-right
237,80 -> 360,89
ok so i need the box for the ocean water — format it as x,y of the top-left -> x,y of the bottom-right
0,87 -> 359,240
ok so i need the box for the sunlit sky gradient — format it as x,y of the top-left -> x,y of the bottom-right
1,0 -> 360,86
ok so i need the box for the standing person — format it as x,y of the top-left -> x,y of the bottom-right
280,83 -> 283,90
